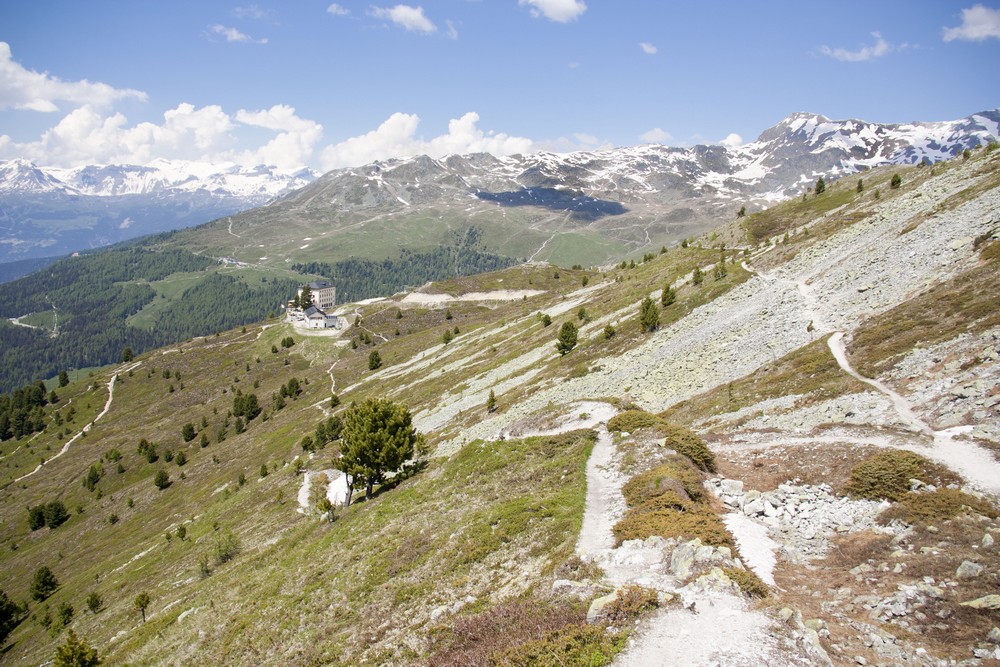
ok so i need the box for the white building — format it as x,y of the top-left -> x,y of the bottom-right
302,306 -> 339,329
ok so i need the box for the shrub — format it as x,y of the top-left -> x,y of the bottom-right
723,567 -> 770,598
602,324 -> 616,340
492,624 -> 626,666
214,531 -> 241,564
554,555 -> 603,582
878,488 -> 998,525
661,424 -> 716,473
614,455 -> 731,547
890,173 -> 902,189
600,585 -> 659,624
845,450 -> 958,501
607,410 -> 660,433
85,592 -> 103,614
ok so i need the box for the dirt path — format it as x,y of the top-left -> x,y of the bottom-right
13,361 -> 141,483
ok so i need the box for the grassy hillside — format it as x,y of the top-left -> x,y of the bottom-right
1,145 -> 998,665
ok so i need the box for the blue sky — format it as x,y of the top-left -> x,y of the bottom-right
1,1 -> 998,172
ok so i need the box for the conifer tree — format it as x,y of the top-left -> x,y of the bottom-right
639,297 -> 659,332
556,321 -> 578,355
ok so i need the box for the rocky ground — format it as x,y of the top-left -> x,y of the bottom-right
443,156 -> 1000,665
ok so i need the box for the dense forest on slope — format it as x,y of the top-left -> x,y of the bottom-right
293,228 -> 520,302
0,248 -> 296,391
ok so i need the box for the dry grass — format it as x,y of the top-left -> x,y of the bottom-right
844,450 -> 961,501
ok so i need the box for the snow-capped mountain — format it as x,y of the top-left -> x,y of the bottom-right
0,160 -> 318,263
0,158 -> 316,200
232,109 -> 997,263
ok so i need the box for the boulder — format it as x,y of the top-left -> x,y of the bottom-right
586,592 -> 618,624
956,560 -> 984,579
961,594 -> 1000,609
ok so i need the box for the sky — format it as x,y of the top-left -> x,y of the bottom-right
0,1 -> 998,173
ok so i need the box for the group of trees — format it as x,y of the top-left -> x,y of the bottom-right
0,246 -> 298,392
0,380 -> 52,441
27,500 -> 69,530
291,231 -> 518,303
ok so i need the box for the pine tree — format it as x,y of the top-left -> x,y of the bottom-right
660,284 -> 676,307
692,266 -> 704,285
486,389 -> 497,413
639,297 -> 659,332
368,350 -> 382,370
856,178 -> 864,193
890,173 -> 902,189
814,176 -> 826,194
556,321 -> 578,356
30,566 -> 58,601
53,630 -> 101,667
134,592 -> 151,622
337,398 -> 424,503
154,469 -> 170,490
58,370 -> 70,387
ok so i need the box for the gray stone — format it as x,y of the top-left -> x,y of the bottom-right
956,560 -> 984,579
670,540 -> 700,579
586,592 -> 618,624
988,627 -> 1000,643
743,499 -> 764,515
721,479 -> 744,495
961,594 -> 1000,609
984,533 -> 995,548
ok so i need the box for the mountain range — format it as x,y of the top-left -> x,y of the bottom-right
2,110 -> 997,271
0,159 -> 317,265
166,108 -> 1000,268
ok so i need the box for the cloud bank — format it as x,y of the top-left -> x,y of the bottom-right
943,4 -> 1000,41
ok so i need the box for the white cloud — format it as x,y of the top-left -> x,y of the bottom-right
943,4 -> 1000,41
233,5 -> 268,19
319,111 -> 533,169
640,128 -> 671,143
720,133 -> 743,148
0,41 -> 146,112
446,20 -> 459,40
519,0 -> 587,23
0,102 -> 326,170
568,61 -> 580,69
536,132 -> 611,153
819,31 -> 891,62
233,105 -> 324,169
370,5 -> 437,33
327,3 -> 350,16
639,42 -> 657,55
209,24 -> 269,44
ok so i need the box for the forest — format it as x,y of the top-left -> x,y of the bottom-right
292,229 -> 519,302
0,247 -> 296,391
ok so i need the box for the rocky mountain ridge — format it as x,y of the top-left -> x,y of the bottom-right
197,109 -> 999,269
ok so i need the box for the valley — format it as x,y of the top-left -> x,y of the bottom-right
0,143 -> 997,665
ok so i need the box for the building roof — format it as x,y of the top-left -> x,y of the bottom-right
309,280 -> 334,290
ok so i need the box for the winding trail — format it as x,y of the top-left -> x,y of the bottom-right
13,361 -> 141,483
739,260 -> 1000,497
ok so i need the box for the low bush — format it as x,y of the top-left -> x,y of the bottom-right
878,488 -> 998,525
615,455 -> 732,547
607,410 -> 661,433
613,503 -> 733,548
723,567 -> 769,599
554,555 -> 604,582
845,450 -> 959,501
600,585 -> 659,624
492,624 -> 627,667
621,456 -> 703,506
661,424 -> 716,473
